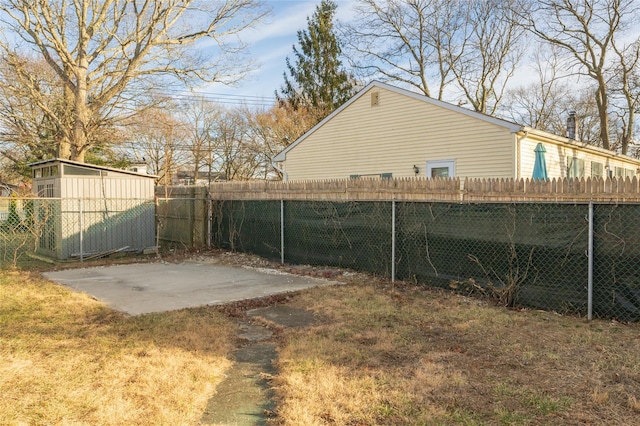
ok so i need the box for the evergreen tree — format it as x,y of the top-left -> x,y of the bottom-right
278,0 -> 355,119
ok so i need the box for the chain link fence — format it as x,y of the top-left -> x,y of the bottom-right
5,194 -> 639,321
0,197 -> 155,267
210,199 -> 281,259
593,204 -> 640,322
211,199 -> 640,322
0,198 -> 58,266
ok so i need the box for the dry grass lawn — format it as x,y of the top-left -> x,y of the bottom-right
0,269 -> 236,425
3,252 -> 640,425
271,276 -> 640,425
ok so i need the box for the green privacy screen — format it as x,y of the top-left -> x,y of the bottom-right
212,200 -> 282,260
212,199 -> 640,321
593,204 -> 640,321
394,203 -> 588,315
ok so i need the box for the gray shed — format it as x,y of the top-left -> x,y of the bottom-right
29,158 -> 156,259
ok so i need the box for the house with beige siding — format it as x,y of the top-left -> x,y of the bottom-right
273,81 -> 640,181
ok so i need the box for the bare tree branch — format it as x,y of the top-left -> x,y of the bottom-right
0,0 -> 267,162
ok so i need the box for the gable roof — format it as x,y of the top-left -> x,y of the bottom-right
273,80 -> 524,162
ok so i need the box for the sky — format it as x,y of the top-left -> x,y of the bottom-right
198,1 -> 356,108
195,0 -> 639,111
196,0 -> 540,110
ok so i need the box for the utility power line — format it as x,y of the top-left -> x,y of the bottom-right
148,87 -> 278,108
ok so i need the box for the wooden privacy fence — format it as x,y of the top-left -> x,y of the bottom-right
206,176 -> 640,202
155,186 -> 209,248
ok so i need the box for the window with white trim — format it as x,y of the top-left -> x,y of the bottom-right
426,160 -> 455,178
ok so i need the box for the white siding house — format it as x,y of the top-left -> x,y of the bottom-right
29,159 -> 156,259
274,81 -> 640,181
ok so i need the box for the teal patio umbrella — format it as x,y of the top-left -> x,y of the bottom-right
532,143 -> 548,180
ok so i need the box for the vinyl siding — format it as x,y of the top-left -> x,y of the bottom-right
283,86 -> 516,180
60,175 -> 154,199
520,136 -> 640,179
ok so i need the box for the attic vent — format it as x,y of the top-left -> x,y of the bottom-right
371,92 -> 379,107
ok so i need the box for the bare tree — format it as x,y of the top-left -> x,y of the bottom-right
209,108 -> 260,181
502,46 -> 572,130
343,0 -> 461,99
448,0 -> 526,115
179,97 -> 222,185
0,53 -> 128,178
0,55 -> 67,166
0,0 -> 266,162
504,69 -> 602,144
557,88 -> 603,145
610,38 -> 640,154
121,106 -> 189,185
246,102 -> 317,179
343,0 -> 525,114
517,0 -> 640,151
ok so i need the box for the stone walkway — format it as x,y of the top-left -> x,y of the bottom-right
200,305 -> 316,425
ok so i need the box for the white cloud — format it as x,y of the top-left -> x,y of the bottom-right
242,1 -> 317,46
193,0 -> 360,105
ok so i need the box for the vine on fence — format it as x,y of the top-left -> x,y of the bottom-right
446,206 -> 538,307
0,199 -> 55,268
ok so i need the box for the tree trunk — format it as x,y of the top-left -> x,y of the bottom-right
622,108 -> 634,155
58,137 -> 72,159
595,81 -> 610,151
71,62 -> 89,162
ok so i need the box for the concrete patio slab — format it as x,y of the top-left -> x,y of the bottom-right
43,262 -> 334,315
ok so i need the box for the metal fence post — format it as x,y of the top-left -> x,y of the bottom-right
280,199 -> 285,264
588,201 -> 594,320
79,198 -> 84,263
392,199 -> 396,282
206,194 -> 212,247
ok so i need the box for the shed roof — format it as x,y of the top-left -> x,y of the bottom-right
28,158 -> 157,178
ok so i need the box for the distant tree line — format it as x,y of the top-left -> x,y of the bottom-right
0,0 -> 639,185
